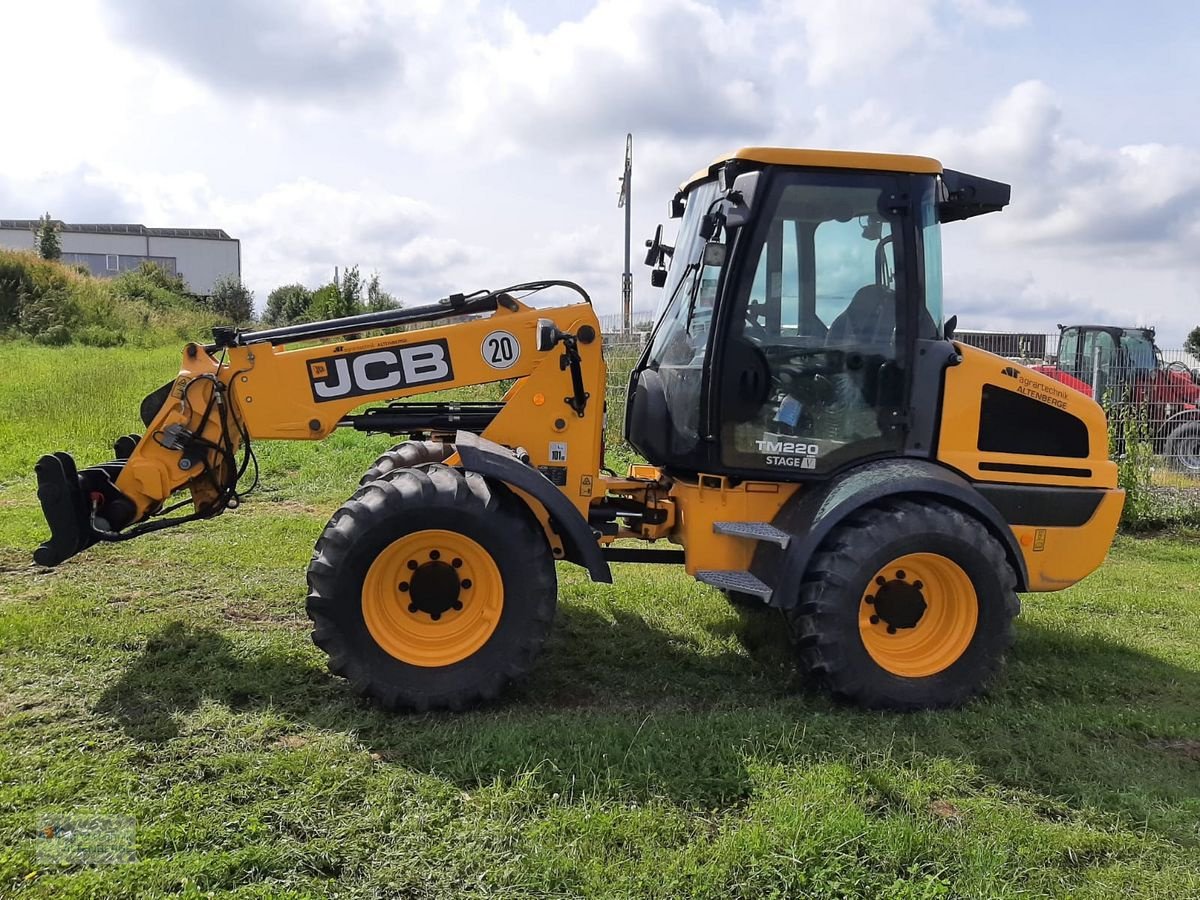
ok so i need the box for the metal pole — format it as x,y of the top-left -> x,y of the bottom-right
618,133 -> 633,334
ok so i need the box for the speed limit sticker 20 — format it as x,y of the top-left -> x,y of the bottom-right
481,330 -> 521,370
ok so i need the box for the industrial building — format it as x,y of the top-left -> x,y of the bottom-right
0,220 -> 240,296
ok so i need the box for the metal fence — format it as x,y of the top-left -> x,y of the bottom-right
599,318 -> 1200,480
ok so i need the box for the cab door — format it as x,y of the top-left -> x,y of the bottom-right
713,170 -> 930,477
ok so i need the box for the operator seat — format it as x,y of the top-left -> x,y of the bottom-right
826,284 -> 895,347
824,284 -> 895,432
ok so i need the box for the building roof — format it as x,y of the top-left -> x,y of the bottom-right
0,220 -> 234,240
679,146 -> 944,193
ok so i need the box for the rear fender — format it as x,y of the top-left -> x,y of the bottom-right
753,458 -> 1028,607
453,431 -> 612,583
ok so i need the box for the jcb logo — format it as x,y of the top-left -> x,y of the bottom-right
308,340 -> 454,402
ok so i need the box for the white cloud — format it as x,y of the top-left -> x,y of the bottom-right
97,0 -> 405,101
6,0 -> 1199,343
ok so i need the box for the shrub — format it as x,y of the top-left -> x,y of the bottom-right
263,283 -> 312,326
33,324 -> 72,346
77,325 -> 126,347
0,248 -> 216,347
209,274 -> 255,325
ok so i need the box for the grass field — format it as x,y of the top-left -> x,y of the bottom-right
1,344 -> 1199,898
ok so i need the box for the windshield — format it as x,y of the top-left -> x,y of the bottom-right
642,179 -> 723,454
1122,329 -> 1157,371
654,180 -> 721,322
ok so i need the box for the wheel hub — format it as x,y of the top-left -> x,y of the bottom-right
866,571 -> 927,633
404,556 -> 466,620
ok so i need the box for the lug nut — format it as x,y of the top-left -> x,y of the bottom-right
451,600 -> 463,611
407,603 -> 418,613
914,580 -> 924,590
430,611 -> 441,621
896,570 -> 906,580
407,560 -> 418,570
452,558 -> 463,568
887,625 -> 897,635
875,576 -> 886,586
398,582 -> 409,592
864,594 -> 875,605
461,579 -> 472,589
869,615 -> 880,625
429,549 -> 440,561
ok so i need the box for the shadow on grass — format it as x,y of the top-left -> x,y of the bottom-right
95,608 -> 1200,836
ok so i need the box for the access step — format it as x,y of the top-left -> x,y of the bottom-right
695,570 -> 772,599
712,521 -> 791,548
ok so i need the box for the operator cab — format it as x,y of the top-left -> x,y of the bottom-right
626,147 -> 1009,480
1056,324 -> 1160,399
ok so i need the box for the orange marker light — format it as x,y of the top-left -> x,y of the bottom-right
533,392 -> 546,407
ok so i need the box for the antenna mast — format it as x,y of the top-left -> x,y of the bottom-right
617,133 -> 633,334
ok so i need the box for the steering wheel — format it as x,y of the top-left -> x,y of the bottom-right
775,363 -> 837,403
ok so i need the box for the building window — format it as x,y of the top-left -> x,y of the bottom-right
105,254 -> 119,272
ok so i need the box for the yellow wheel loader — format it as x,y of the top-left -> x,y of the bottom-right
32,148 -> 1124,711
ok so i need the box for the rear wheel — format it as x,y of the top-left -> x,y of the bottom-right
360,440 -> 454,486
307,464 -> 557,711
786,499 -> 1018,710
1165,421 -> 1200,473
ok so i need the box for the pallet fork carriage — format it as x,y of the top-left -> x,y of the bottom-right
33,147 -> 1124,711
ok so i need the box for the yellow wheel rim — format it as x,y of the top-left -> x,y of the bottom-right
858,553 -> 978,678
362,529 -> 503,667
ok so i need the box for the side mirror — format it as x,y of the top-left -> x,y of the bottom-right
650,269 -> 668,288
944,314 -> 958,341
723,171 -> 761,228
536,319 -> 562,351
703,243 -> 727,267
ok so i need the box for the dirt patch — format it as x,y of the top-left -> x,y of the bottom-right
272,734 -> 311,750
264,499 -> 322,516
1149,738 -> 1200,761
928,799 -> 963,821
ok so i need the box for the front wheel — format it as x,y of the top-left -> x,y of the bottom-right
786,499 -> 1019,710
307,464 -> 557,711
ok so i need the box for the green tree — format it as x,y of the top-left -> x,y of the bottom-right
1185,325 -> 1200,360
340,265 -> 363,312
307,283 -> 345,321
209,274 -> 255,325
366,271 -> 400,311
32,213 -> 62,260
263,283 -> 313,325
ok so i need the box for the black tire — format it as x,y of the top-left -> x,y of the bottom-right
785,499 -> 1019,710
359,440 -> 454,486
307,464 -> 557,711
1165,421 -> 1200,473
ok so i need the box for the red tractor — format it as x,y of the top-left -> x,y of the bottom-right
1032,325 -> 1200,472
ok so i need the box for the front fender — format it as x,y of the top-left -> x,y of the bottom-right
453,431 -> 612,584
753,458 -> 1028,606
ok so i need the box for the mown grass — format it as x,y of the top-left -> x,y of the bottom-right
1,346 -> 1199,897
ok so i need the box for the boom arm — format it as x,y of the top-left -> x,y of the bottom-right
33,286 -> 607,566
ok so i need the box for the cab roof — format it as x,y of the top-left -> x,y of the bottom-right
679,147 -> 943,194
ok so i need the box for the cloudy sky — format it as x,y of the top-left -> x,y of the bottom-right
6,0 -> 1199,341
